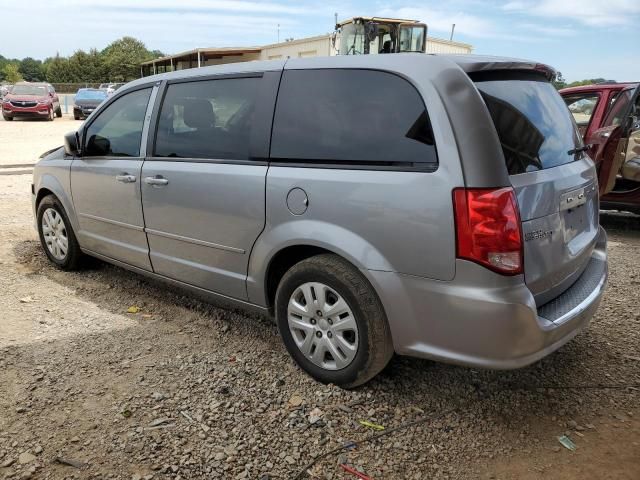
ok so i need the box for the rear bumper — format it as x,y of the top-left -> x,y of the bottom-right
368,226 -> 608,369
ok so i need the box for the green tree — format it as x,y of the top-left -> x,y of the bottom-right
18,57 -> 45,82
67,48 -> 106,82
45,54 -> 73,83
2,63 -> 23,83
552,71 -> 566,90
102,36 -> 155,82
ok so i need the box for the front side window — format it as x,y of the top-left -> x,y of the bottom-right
154,77 -> 259,160
84,88 -> 151,157
399,25 -> 426,52
270,69 -> 437,167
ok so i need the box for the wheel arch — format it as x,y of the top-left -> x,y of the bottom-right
247,221 -> 394,313
34,171 -> 80,234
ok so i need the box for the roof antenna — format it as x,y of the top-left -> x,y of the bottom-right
277,23 -> 280,43
449,23 -> 456,41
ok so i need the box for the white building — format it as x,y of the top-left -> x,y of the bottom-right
141,31 -> 472,76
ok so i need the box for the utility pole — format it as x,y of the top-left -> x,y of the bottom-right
334,12 -> 338,26
449,23 -> 456,41
277,24 -> 280,43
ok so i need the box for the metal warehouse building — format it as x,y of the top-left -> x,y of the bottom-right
140,27 -> 472,76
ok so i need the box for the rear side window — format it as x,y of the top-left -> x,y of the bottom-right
474,73 -> 581,175
271,69 -> 437,168
154,77 -> 260,160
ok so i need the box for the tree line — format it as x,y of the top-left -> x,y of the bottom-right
552,72 -> 611,90
0,37 -> 164,84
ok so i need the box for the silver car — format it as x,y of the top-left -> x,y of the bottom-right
32,55 -> 608,387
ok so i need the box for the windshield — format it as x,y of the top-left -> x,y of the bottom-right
11,84 -> 47,96
475,76 -> 581,174
76,90 -> 108,101
339,23 -> 366,55
399,25 -> 426,52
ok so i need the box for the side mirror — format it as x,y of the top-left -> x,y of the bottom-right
64,131 -> 81,157
49,92 -> 54,97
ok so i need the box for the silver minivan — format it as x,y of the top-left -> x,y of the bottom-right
32,55 -> 608,387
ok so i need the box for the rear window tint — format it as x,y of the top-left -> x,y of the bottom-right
475,74 -> 581,175
271,69 -> 437,168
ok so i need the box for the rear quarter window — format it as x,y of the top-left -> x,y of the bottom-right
473,72 -> 582,175
270,69 -> 437,169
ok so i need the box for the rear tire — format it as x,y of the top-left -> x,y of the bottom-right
37,195 -> 84,270
55,107 -> 62,117
74,114 -> 80,120
275,254 -> 393,388
3,115 -> 13,121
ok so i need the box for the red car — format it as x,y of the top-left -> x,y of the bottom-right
2,82 -> 62,121
560,82 -> 640,214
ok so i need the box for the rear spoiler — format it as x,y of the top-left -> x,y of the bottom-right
450,56 -> 556,81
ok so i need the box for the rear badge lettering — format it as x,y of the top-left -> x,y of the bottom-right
524,230 -> 553,242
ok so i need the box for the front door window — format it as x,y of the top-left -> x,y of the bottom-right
84,88 -> 152,157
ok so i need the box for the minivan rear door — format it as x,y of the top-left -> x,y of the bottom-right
474,72 -> 600,305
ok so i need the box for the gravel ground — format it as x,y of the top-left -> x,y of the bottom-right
0,173 -> 639,480
0,115 -> 79,166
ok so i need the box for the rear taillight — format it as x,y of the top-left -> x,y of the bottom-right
453,187 -> 523,275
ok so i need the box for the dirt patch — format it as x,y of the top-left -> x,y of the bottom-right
0,174 -> 638,479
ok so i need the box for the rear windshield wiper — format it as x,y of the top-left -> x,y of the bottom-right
567,145 -> 590,156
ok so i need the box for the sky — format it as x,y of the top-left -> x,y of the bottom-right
0,0 -> 638,82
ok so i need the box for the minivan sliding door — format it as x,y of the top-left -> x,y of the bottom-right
141,72 -> 279,300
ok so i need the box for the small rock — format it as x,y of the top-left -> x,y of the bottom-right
16,406 -> 27,413
70,436 -> 80,443
288,395 -> 303,407
214,452 -> 226,461
552,446 -> 561,453
34,446 -> 43,454
18,452 -> 36,464
149,417 -> 172,427
1,458 -> 15,468
567,420 -> 578,429
20,296 -> 34,303
284,455 -> 295,465
151,392 -> 165,401
309,407 -> 323,424
224,446 -> 238,456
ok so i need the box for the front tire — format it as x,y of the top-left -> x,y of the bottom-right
37,195 -> 84,270
3,115 -> 13,121
55,107 -> 62,117
275,254 -> 393,388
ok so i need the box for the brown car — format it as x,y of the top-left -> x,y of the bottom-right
560,83 -> 640,214
2,82 -> 62,121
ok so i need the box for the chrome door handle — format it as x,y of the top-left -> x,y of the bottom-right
115,174 -> 136,183
144,176 -> 169,186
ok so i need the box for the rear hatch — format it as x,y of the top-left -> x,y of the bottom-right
474,71 -> 600,306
